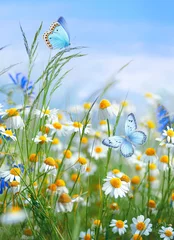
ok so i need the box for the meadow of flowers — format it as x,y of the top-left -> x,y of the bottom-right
0,25 -> 174,240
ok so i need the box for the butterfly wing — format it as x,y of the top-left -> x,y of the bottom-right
102,136 -> 124,149
128,131 -> 147,145
43,20 -> 70,49
58,16 -> 70,39
120,139 -> 134,158
157,104 -> 171,132
125,113 -> 137,136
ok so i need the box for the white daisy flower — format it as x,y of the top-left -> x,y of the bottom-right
66,121 -> 91,135
46,183 -> 57,195
158,226 -> 174,239
158,155 -> 170,171
71,194 -> 84,203
84,162 -> 97,177
34,107 -> 59,120
98,99 -> 117,120
56,193 -> 73,213
141,148 -> 158,163
0,127 -> 17,141
10,181 -> 20,194
144,92 -> 161,105
79,229 -> 94,240
32,132 -> 52,144
110,219 -> 128,235
89,144 -> 107,160
40,157 -> 57,176
0,207 -> 27,224
74,156 -> 88,173
163,126 -> 174,144
21,228 -> 34,240
0,108 -> 24,129
55,179 -> 69,194
45,121 -> 70,136
0,165 -> 21,182
102,174 -> 130,198
51,137 -> 63,152
131,215 -> 152,236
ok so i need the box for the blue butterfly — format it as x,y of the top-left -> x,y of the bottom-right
43,17 -> 70,49
156,104 -> 172,133
102,113 -> 147,158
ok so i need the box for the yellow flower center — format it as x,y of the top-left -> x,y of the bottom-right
78,157 -> 87,165
44,157 -> 56,166
48,183 -> 57,192
167,129 -> 174,137
86,166 -> 91,172
133,234 -> 143,240
110,178 -> 122,188
73,122 -> 83,128
172,193 -> 174,201
95,131 -> 101,138
63,150 -> 72,159
121,100 -> 129,107
165,230 -> 173,237
58,113 -> 63,120
58,193 -> 71,203
84,234 -> 91,240
147,120 -> 155,129
131,176 -> 140,184
94,219 -> 100,226
100,120 -> 107,125
112,169 -> 120,174
39,135 -> 47,143
136,222 -> 146,231
55,179 -> 66,187
10,181 -> 20,187
0,138 -> 2,144
71,173 -> 80,182
148,176 -> 156,182
160,155 -> 168,163
116,220 -> 124,228
6,108 -> 19,117
83,102 -> 91,110
120,174 -> 130,183
148,200 -> 156,208
145,92 -> 153,98
81,136 -> 88,144
23,228 -> 33,236
40,126 -> 50,134
53,122 -> 62,130
42,109 -> 50,115
10,168 -> 20,176
110,202 -> 119,210
52,138 -> 59,145
29,153 -> 38,162
137,155 -> 142,160
5,130 -> 13,136
145,148 -> 156,156
149,163 -> 157,170
95,146 -> 103,153
99,99 -> 111,109
11,206 -> 21,213
135,165 -> 142,171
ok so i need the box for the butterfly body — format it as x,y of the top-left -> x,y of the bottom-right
43,17 -> 70,49
102,113 -> 147,158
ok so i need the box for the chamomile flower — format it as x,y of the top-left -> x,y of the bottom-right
0,164 -> 22,182
55,179 -> 69,194
0,108 -> 24,129
72,194 -> 84,203
32,132 -> 52,144
51,137 -> 63,152
45,121 -> 69,136
84,162 -> 97,177
89,144 -> 107,160
74,156 -> 88,173
141,148 -> 158,163
110,202 -> 120,214
131,215 -> 152,236
34,107 -> 59,120
110,219 -> 128,235
120,100 -> 136,114
40,157 -> 57,175
62,149 -> 77,168
46,183 -> 57,195
79,229 -> 94,240
144,92 -> 161,105
0,127 -> 16,141
102,174 -> 130,198
98,99 -> 117,120
67,121 -> 91,134
21,228 -> 34,240
56,193 -> 73,212
158,226 -> 174,239
10,181 -> 20,194
158,155 -> 170,171
149,163 -> 160,177
0,206 -> 27,224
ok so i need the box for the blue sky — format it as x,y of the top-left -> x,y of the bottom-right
0,0 -> 174,108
